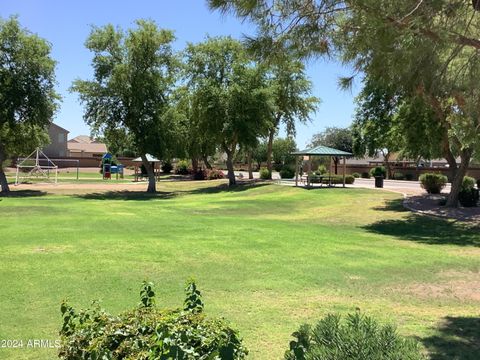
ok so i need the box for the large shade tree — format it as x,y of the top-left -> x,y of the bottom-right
0,16 -> 59,194
209,0 -> 480,207
72,20 -> 178,193
264,59 -> 319,178
183,37 -> 273,185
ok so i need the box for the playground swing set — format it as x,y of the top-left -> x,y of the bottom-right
15,148 -> 58,185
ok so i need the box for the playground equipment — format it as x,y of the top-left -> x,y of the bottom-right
102,153 -> 124,180
15,148 -> 58,185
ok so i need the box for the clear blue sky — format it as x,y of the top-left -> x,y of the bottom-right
2,0 -> 358,148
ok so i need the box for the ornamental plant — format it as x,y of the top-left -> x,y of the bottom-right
58,279 -> 247,359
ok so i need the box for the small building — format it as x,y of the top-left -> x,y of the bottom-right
67,135 -> 108,158
42,123 -> 69,158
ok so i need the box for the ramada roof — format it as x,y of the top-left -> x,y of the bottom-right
292,145 -> 353,157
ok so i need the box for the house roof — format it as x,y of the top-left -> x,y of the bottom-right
292,145 -> 353,157
132,154 -> 161,162
68,135 -> 103,144
67,142 -> 107,153
50,122 -> 69,133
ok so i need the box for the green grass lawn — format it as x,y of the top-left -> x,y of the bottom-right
0,182 -> 479,359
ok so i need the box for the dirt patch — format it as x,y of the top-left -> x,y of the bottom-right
404,195 -> 480,223
390,271 -> 480,302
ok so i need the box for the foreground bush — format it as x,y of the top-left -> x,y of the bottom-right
285,312 -> 424,360
259,167 -> 271,179
280,167 -> 295,179
59,280 -> 247,359
419,173 -> 447,194
352,172 -> 360,178
361,171 -> 371,179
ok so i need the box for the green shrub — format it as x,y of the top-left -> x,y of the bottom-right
175,160 -> 190,175
59,280 -> 247,360
280,167 -> 295,179
259,167 -> 271,180
419,173 -> 448,194
345,175 -> 355,184
317,165 -> 327,175
393,172 -> 405,180
284,312 -> 424,360
458,188 -> 479,207
405,173 -> 415,181
206,168 -> 225,180
361,171 -> 371,179
352,172 -> 360,178
477,178 -> 480,189
462,176 -> 476,191
161,161 -> 173,174
370,166 -> 386,178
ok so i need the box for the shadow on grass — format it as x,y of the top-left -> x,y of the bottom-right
74,182 -> 270,201
422,316 -> 480,360
363,214 -> 480,247
372,198 -> 407,212
76,190 -> 177,201
0,190 -> 47,198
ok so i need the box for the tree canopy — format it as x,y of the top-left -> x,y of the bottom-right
0,16 -> 59,194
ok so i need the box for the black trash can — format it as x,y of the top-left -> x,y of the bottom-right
375,176 -> 384,188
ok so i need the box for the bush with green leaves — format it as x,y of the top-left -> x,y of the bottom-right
352,172 -> 360,178
206,168 -> 225,180
285,312 -> 424,360
361,171 -> 371,179
161,161 -> 173,174
259,167 -> 271,180
175,160 -> 190,175
477,178 -> 480,189
419,173 -> 448,194
405,173 -> 415,181
59,279 -> 247,359
370,166 -> 386,178
459,176 -> 479,207
393,172 -> 405,180
317,165 -> 327,175
280,167 -> 295,179
462,176 -> 476,191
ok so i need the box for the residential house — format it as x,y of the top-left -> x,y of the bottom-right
42,123 -> 69,158
67,135 -> 107,158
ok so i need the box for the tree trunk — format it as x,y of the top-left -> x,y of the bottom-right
225,150 -> 236,186
442,138 -> 458,182
141,154 -> 156,193
266,128 -> 275,179
445,150 -> 471,207
0,145 -> 10,194
192,158 -> 199,172
333,157 -> 338,174
202,155 -> 212,170
247,151 -> 253,179
383,152 -> 392,179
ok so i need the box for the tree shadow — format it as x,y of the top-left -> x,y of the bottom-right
422,316 -> 480,360
0,190 -> 47,198
372,198 -> 407,212
363,214 -> 480,247
183,181 -> 270,195
75,190 -> 177,201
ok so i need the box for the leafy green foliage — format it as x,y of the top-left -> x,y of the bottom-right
161,161 -> 173,174
0,16 -> 59,193
459,176 -> 479,207
370,166 -> 386,178
279,167 -> 295,179
259,167 -> 271,180
184,279 -> 204,314
462,176 -> 476,191
309,127 -> 353,153
272,137 -> 297,171
352,172 -> 360,178
285,312 -> 424,360
59,280 -> 247,359
175,160 -> 190,175
420,173 -> 448,194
